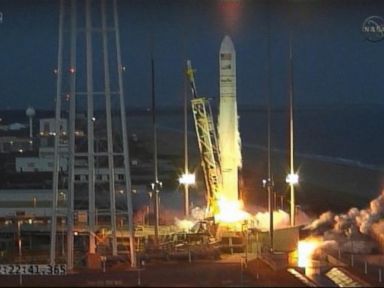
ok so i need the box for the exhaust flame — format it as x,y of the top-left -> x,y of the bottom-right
215,197 -> 250,223
298,238 -> 322,268
213,198 -> 292,231
174,199 -> 307,233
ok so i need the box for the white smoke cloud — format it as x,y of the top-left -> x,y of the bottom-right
334,213 -> 353,232
313,240 -> 339,258
174,218 -> 195,232
306,191 -> 384,236
370,193 -> 384,214
191,206 -> 206,220
253,209 -> 290,231
347,207 -> 360,218
353,193 -> 384,234
175,206 -> 293,233
370,220 -> 384,251
304,211 -> 334,230
174,206 -> 206,231
295,209 -> 312,226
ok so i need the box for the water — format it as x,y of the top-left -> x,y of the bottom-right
151,106 -> 384,169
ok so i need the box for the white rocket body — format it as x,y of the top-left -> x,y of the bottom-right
218,35 -> 242,202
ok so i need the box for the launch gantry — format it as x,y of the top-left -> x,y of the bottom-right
186,60 -> 222,217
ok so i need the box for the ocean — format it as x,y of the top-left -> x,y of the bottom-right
150,106 -> 384,169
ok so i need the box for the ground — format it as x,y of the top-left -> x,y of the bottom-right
0,254 -> 307,287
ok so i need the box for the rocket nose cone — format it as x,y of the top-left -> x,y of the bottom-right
220,35 -> 235,53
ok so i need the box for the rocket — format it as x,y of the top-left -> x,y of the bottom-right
218,35 -> 242,202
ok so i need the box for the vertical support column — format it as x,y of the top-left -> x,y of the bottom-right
113,0 -> 136,268
67,0 -> 77,271
85,0 -> 96,255
29,117 -> 33,139
184,182 -> 189,216
151,54 -> 159,246
289,33 -> 296,227
50,0 -> 65,266
101,0 -> 117,256
183,65 -> 189,217
266,1 -> 274,252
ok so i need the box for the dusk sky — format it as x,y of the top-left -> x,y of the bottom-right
1,0 -> 384,110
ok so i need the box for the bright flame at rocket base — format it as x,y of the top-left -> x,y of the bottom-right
215,196 -> 249,224
297,238 -> 322,268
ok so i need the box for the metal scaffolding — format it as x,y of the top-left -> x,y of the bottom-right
50,0 -> 136,270
186,60 -> 222,216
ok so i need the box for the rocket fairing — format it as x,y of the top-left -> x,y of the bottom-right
218,35 -> 242,202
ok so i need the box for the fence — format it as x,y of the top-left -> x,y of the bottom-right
333,250 -> 383,285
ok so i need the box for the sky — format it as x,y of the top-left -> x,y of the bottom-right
0,0 -> 384,110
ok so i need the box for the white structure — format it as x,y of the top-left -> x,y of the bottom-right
39,118 -> 67,136
16,156 -> 68,173
0,189 -> 53,218
0,184 -> 146,218
218,35 -> 241,202
16,118 -> 70,172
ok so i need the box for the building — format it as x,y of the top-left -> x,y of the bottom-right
16,118 -> 69,172
0,136 -> 32,153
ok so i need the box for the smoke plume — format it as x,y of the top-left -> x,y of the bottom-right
306,191 -> 384,235
252,209 -> 290,231
304,211 -> 335,230
303,190 -> 384,253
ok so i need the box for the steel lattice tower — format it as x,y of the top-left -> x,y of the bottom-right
50,0 -> 136,270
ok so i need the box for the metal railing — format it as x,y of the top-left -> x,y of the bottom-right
331,250 -> 383,286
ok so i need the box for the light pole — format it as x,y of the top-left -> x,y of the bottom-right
263,177 -> 274,251
26,107 -> 35,149
265,0 -> 274,252
242,220 -> 248,265
17,220 -> 22,262
151,180 -> 162,246
346,228 -> 354,266
179,173 -> 195,216
287,31 -> 299,227
179,61 -> 194,217
147,191 -> 152,225
286,172 -> 299,226
150,33 -> 161,247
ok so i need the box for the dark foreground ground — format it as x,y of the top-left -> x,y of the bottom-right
0,255 -> 307,287
0,254 -> 378,287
